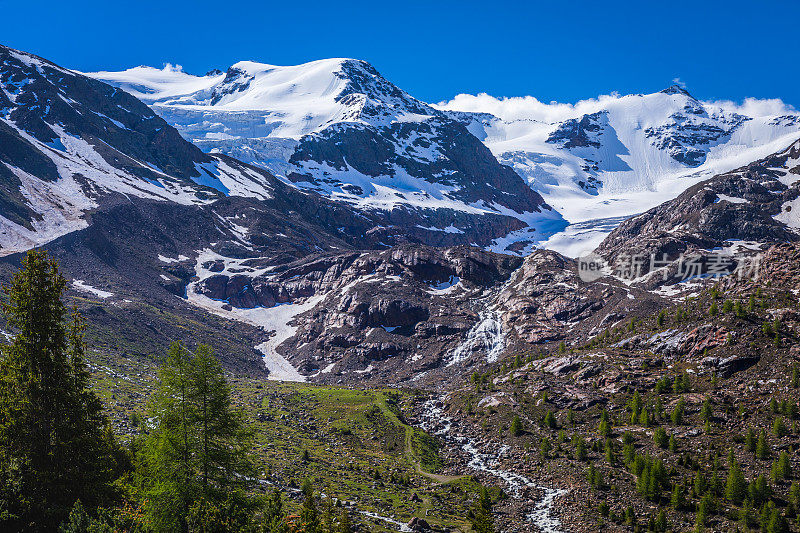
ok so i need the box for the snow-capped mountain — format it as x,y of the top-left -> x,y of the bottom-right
90,59 -> 800,256
0,44 -> 289,253
439,87 -> 800,253
87,60 -> 565,255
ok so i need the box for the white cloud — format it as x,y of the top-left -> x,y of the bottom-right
435,92 -> 621,124
161,63 -> 184,73
436,90 -> 796,123
706,97 -> 796,117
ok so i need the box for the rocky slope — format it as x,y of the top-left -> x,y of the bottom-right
191,245 -> 522,385
0,44 -> 284,254
430,241 -> 800,532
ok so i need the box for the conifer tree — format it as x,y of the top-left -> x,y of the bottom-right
757,429 -> 770,460
628,391 -> 642,423
468,486 -> 494,533
543,410 -> 557,429
768,508 -> 789,533
725,459 -> 747,505
670,484 -> 685,510
598,409 -> 611,437
510,415 -> 522,436
654,509 -> 667,532
137,342 -> 254,532
671,399 -> 686,425
701,397 -> 713,421
0,251 -> 122,531
745,428 -> 757,452
300,479 -> 320,533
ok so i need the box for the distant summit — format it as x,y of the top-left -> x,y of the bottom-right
660,83 -> 694,97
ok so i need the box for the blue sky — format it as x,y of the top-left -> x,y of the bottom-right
3,0 -> 799,107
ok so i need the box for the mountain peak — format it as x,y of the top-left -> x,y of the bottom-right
660,84 -> 694,98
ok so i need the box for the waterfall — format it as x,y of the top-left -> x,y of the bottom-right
449,310 -> 505,366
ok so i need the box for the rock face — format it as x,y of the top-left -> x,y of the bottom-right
193,244 -> 523,385
494,249 -> 665,348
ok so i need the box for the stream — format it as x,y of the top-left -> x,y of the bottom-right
417,396 -> 567,532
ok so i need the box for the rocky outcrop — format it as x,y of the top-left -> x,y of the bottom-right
192,244 -> 523,384
494,249 -> 665,347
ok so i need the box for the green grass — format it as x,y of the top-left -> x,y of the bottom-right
88,351 -> 483,532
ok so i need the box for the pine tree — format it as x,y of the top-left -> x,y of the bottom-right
137,342 -> 255,532
59,500 -> 91,533
654,427 -> 668,448
773,417 -> 787,438
654,509 -> 667,532
624,506 -> 637,527
138,342 -> 197,532
510,415 -> 523,436
768,508 -> 789,533
629,391 -> 642,423
0,251 -> 122,531
693,470 -> 707,497
775,451 -> 792,481
638,408 -> 651,427
749,474 -> 771,506
671,399 -> 686,425
300,479 -> 321,533
668,434 -> 678,452
575,438 -> 588,461
740,499 -> 756,530
789,482 -> 800,511
604,439 -> 615,466
598,409 -> 611,437
701,397 -> 713,421
468,487 -> 494,533
757,429 -> 770,460
696,493 -> 712,528
725,459 -> 747,505
540,437 -> 552,459
745,428 -> 756,452
670,484 -> 685,510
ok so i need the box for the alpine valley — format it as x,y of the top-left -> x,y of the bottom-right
2,41 -> 800,532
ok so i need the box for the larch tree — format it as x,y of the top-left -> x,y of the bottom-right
137,342 -> 254,532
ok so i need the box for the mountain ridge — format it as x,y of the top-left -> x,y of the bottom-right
88,58 -> 800,255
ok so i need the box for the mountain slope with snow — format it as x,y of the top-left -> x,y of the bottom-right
0,44 -> 287,253
88,60 -> 565,254
439,87 -> 800,236
90,59 -> 800,255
